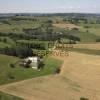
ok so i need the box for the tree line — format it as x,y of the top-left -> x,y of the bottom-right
0,46 -> 33,58
16,41 -> 48,50
0,32 -> 81,42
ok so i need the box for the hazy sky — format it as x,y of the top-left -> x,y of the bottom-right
0,0 -> 100,13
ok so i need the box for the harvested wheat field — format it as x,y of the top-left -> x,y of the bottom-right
0,51 -> 100,100
53,23 -> 80,29
73,43 -> 100,50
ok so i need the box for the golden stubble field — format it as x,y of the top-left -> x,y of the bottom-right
0,51 -> 100,100
73,43 -> 100,50
53,23 -> 80,29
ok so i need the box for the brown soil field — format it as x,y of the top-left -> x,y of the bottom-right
53,23 -> 80,29
0,51 -> 100,100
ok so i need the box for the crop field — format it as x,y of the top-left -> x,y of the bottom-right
0,52 -> 100,100
78,23 -> 100,36
73,43 -> 100,50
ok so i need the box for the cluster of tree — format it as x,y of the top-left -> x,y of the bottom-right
96,20 -> 100,24
0,32 -> 35,40
11,17 -> 37,21
66,18 -> 88,24
23,27 -> 42,35
0,46 -> 33,58
0,38 -> 7,43
23,20 -> 53,35
41,20 -> 53,34
16,41 -> 48,50
0,20 -> 11,25
0,32 -> 54,41
1,34 -> 79,45
0,31 -> 80,43
71,28 -> 79,31
66,35 -> 80,42
33,34 -> 60,41
0,32 -> 9,36
9,33 -> 33,40
22,26 -> 81,42
96,39 -> 100,42
57,33 -> 80,42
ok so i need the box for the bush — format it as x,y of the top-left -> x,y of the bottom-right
69,40 -> 76,44
10,64 -> 15,68
38,61 -> 45,69
72,28 -> 79,31
84,26 -> 90,28
7,72 -> 15,79
23,60 -> 32,68
96,39 -> 100,42
80,97 -> 89,100
54,68 -> 61,74
3,38 -> 7,43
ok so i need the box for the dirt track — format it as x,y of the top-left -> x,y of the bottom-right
0,51 -> 100,100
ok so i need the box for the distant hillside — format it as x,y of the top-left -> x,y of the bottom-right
0,13 -> 100,17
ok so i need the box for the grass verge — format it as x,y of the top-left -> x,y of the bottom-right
0,91 -> 23,100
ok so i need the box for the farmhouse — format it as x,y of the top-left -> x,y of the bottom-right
24,57 -> 40,69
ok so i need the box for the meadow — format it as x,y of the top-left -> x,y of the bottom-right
0,54 -> 62,85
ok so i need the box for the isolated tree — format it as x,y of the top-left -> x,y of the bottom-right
10,64 -> 15,68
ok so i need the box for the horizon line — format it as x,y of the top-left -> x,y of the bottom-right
0,12 -> 100,14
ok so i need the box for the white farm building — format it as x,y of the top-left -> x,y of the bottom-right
25,57 -> 40,69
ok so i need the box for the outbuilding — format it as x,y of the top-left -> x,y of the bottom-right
25,57 -> 40,69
